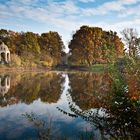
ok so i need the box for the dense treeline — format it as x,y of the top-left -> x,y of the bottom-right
0,29 -> 64,67
1,26 -> 140,68
69,25 -> 124,65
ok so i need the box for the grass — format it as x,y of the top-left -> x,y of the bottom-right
89,63 -> 115,72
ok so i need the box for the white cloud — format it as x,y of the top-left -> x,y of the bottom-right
82,0 -> 140,16
9,0 -> 37,5
0,0 -> 82,31
78,0 -> 95,3
119,3 -> 140,17
1,0 -> 140,28
0,0 -> 140,51
87,19 -> 140,37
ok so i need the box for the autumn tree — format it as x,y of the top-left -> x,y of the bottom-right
102,31 -> 124,62
69,26 -> 105,65
121,28 -> 139,57
0,28 -> 65,66
69,25 -> 124,65
16,32 -> 40,55
39,31 -> 64,64
0,29 -> 19,53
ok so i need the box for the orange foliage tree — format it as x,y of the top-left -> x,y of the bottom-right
69,25 -> 124,65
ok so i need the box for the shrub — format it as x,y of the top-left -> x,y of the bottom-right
11,54 -> 21,66
40,60 -> 53,67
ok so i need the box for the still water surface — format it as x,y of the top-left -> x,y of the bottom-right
0,71 -> 140,140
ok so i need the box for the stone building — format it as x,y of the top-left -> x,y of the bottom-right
0,42 -> 10,63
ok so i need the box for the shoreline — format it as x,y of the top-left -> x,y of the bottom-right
0,66 -> 51,72
0,64 -> 114,73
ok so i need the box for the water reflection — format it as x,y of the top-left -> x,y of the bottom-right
57,72 -> 140,140
0,75 -> 10,96
0,71 -> 140,140
0,72 -> 64,107
68,72 -> 113,110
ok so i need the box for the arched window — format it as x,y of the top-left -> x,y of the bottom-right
1,52 -> 6,62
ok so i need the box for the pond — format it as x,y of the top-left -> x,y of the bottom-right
0,71 -> 140,140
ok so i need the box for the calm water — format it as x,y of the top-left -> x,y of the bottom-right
0,71 -> 140,140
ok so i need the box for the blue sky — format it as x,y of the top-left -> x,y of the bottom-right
0,0 -> 140,52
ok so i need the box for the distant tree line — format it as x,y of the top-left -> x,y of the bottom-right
1,26 -> 140,67
0,29 -> 65,66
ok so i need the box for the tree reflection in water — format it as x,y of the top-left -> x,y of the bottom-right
57,72 -> 140,140
24,112 -> 56,140
3,71 -> 140,139
24,111 -> 76,140
0,72 -> 64,107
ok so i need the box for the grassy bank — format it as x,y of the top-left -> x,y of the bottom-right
0,63 -> 51,72
54,63 -> 116,72
89,63 -> 115,72
0,63 -> 117,73
0,54 -> 54,72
